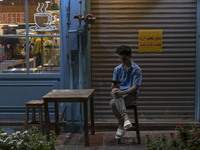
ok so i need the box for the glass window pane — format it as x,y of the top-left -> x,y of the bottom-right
29,0 -> 60,35
29,36 -> 60,73
0,0 -> 25,35
28,0 -> 60,74
0,37 -> 29,73
0,0 -> 60,74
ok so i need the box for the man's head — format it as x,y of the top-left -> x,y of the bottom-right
116,45 -> 132,66
116,45 -> 131,56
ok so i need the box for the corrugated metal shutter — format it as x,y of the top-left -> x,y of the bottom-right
91,0 -> 196,122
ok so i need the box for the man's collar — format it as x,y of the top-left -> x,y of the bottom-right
121,61 -> 134,69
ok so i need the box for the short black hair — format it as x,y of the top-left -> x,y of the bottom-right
116,45 -> 132,55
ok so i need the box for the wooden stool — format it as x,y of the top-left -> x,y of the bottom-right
118,103 -> 141,144
25,100 -> 44,133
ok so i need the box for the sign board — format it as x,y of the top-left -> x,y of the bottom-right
138,30 -> 163,52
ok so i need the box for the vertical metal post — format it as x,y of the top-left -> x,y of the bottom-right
85,0 -> 91,89
67,0 -> 73,90
78,0 -> 83,90
78,0 -> 83,133
59,0 -> 65,88
67,0 -> 75,133
195,0 -> 200,122
25,0 -> 29,74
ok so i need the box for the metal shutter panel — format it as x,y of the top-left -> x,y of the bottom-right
91,0 -> 196,122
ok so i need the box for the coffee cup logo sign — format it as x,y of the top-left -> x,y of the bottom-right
29,2 -> 57,31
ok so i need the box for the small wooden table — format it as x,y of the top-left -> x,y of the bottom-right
43,89 -> 95,146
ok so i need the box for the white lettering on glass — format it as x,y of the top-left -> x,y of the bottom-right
29,2 -> 57,31
0,12 -> 25,24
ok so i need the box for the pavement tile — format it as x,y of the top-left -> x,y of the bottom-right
55,130 -> 174,150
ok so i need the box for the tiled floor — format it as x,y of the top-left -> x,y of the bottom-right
55,130 -> 176,150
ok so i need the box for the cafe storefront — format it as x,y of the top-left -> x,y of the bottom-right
0,0 -> 200,127
0,0 -> 91,123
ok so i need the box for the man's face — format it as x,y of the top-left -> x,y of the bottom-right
118,54 -> 131,66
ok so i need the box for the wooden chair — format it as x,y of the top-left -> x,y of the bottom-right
24,100 -> 44,134
118,103 -> 141,144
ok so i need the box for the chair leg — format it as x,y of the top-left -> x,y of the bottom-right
133,104 -> 141,144
25,107 -> 29,130
118,138 -> 121,144
116,104 -> 141,144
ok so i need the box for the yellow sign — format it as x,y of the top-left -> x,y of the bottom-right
138,30 -> 163,52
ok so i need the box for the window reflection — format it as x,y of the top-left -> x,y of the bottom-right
0,0 -> 25,35
0,36 -> 60,73
0,0 -> 60,36
29,0 -> 59,35
28,0 -> 60,73
0,0 -> 60,74
29,36 -> 60,68
0,37 -> 28,73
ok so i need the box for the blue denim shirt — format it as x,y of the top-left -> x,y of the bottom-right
112,61 -> 142,96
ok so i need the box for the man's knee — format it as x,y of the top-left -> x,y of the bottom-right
110,99 -> 115,108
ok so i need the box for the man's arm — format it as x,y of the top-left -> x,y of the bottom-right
114,84 -> 138,97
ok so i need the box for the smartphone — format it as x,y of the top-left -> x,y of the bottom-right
112,80 -> 118,85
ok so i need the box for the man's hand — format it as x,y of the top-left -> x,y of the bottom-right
114,89 -> 123,98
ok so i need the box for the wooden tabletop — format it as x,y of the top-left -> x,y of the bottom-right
43,89 -> 94,102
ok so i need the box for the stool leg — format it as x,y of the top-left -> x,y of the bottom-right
32,108 -> 36,123
54,102 -> 60,135
25,106 -> 29,130
38,106 -> 44,134
134,104 -> 141,144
